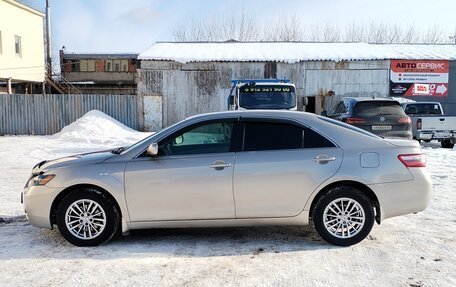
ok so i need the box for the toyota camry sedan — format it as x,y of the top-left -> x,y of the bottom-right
22,110 -> 432,247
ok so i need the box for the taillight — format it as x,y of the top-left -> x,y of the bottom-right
398,154 -> 426,168
398,117 -> 411,124
346,117 -> 366,124
417,118 -> 422,130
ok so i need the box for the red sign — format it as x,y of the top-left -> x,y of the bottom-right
390,60 -> 449,97
404,83 -> 448,97
391,60 -> 449,74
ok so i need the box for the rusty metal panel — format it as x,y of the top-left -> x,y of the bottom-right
157,62 -> 268,127
0,94 -> 142,135
138,59 -> 397,128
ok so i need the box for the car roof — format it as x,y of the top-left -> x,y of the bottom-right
402,101 -> 441,105
344,97 -> 400,104
186,110 -> 316,122
344,96 -> 398,102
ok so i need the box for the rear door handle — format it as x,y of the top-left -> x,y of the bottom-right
209,160 -> 232,170
313,154 -> 336,164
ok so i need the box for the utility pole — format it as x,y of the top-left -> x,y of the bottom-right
45,0 -> 52,79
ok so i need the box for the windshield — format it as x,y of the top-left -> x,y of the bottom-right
353,101 -> 405,117
239,85 -> 296,109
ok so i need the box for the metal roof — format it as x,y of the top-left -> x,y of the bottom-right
138,42 -> 456,63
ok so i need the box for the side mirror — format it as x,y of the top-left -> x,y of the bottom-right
229,95 -> 234,106
321,110 -> 328,117
301,96 -> 308,107
174,135 -> 184,145
146,143 -> 158,156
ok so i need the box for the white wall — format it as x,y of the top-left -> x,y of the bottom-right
0,0 -> 45,82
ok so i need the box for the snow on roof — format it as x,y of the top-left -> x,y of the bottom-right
138,42 -> 456,63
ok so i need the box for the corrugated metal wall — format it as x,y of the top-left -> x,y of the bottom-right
0,94 -> 142,135
139,60 -> 391,128
444,60 -> 456,115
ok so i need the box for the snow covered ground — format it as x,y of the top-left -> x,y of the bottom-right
0,111 -> 455,287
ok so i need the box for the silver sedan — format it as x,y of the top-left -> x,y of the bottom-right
22,110 -> 432,246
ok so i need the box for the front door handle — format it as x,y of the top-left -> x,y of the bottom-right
313,154 -> 336,164
209,160 -> 232,170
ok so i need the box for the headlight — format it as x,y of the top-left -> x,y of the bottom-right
31,174 -> 55,186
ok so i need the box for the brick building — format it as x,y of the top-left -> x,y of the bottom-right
59,50 -> 139,94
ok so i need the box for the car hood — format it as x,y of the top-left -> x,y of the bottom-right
383,138 -> 420,148
32,150 -> 114,175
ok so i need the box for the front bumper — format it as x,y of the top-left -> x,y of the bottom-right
369,167 -> 432,222
22,185 -> 63,229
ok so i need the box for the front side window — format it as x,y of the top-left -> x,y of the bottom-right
159,121 -> 234,156
14,35 -> 21,57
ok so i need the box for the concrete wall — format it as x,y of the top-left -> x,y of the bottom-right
138,60 -> 391,129
0,0 -> 45,82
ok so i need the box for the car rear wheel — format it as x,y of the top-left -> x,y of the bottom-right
441,139 -> 454,149
56,188 -> 120,246
312,186 -> 375,246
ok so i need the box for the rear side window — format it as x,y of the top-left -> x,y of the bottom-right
404,104 -> 442,115
243,122 -> 302,151
304,128 -> 335,148
242,122 -> 335,151
354,101 -> 405,117
332,101 -> 348,114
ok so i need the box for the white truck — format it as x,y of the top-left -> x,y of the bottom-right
401,101 -> 456,148
227,79 -> 299,111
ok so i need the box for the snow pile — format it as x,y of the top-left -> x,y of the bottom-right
52,110 -> 142,145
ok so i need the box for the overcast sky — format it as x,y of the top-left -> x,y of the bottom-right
20,0 -> 456,56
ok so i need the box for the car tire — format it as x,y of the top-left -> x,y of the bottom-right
441,140 -> 454,149
312,186 -> 375,246
56,188 -> 120,246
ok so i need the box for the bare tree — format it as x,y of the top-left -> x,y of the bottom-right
422,24 -> 447,44
321,22 -> 342,42
344,21 -> 365,42
401,25 -> 419,43
172,6 -> 260,42
172,11 -> 453,45
263,14 -> 305,41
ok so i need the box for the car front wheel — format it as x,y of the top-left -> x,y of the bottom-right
312,186 -> 375,246
56,188 -> 120,246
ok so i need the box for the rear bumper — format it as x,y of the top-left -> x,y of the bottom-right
368,168 -> 432,222
417,131 -> 456,142
375,130 -> 413,139
23,185 -> 63,229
